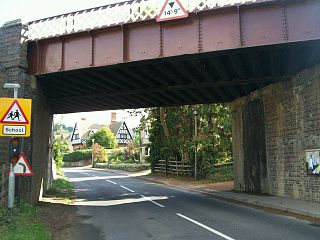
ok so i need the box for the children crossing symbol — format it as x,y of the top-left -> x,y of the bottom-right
0,100 -> 29,124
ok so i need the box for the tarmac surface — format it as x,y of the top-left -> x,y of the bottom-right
89,168 -> 320,220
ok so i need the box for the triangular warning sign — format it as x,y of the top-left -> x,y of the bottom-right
13,153 -> 33,176
0,100 -> 29,124
156,0 -> 189,22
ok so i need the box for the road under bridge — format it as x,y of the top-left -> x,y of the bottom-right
0,0 -> 319,203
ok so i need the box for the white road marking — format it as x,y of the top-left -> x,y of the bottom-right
176,213 -> 236,240
120,185 -> 135,193
140,194 -> 165,208
106,180 -> 117,185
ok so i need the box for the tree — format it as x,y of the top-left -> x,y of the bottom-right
87,127 -> 117,149
146,103 -> 232,178
52,139 -> 69,173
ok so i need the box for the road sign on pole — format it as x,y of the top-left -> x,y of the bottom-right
156,0 -> 188,22
12,153 -> 33,176
0,98 -> 32,137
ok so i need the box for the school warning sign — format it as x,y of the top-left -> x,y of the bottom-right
0,98 -> 32,137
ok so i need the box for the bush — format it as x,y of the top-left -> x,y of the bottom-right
92,143 -> 107,163
63,149 -> 92,162
87,127 -> 117,148
95,163 -> 150,172
53,140 -> 69,171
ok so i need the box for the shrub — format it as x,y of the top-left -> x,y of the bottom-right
53,140 -> 69,172
87,127 -> 117,148
95,163 -> 150,172
63,149 -> 92,162
92,143 -> 107,163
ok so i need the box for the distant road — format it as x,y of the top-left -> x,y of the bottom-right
64,168 -> 320,240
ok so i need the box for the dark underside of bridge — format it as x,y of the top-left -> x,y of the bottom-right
37,40 -> 320,114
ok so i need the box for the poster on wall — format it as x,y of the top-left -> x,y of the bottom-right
305,149 -> 320,175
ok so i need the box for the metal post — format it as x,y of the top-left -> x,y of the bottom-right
3,83 -> 20,209
8,163 -> 15,208
13,88 -> 18,98
193,110 -> 198,181
91,139 -> 95,168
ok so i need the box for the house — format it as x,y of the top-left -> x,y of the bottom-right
109,112 -> 133,147
70,113 -> 133,150
139,123 -> 151,163
70,118 -> 106,150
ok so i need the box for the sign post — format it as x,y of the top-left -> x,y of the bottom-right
2,83 -> 32,209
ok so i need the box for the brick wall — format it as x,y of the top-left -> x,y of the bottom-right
0,20 -> 53,204
231,64 -> 320,202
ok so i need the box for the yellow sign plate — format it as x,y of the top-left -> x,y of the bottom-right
0,98 -> 32,137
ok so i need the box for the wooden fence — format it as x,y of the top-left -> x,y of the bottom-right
154,160 -> 233,176
0,163 -> 9,207
154,160 -> 192,176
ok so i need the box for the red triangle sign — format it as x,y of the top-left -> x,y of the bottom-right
156,0 -> 189,22
13,153 -> 33,176
0,100 -> 29,124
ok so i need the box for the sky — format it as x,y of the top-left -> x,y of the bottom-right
54,109 -> 146,129
1,0 -> 146,129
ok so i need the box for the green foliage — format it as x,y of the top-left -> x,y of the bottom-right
52,139 -> 69,171
147,104 -> 232,178
92,143 -> 107,163
87,127 -> 117,149
124,142 -> 140,162
63,149 -> 92,162
208,163 -> 234,182
95,163 -> 150,172
45,178 -> 73,200
107,146 -> 140,164
0,203 -> 50,240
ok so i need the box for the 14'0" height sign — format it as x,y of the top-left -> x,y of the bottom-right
0,98 -> 32,137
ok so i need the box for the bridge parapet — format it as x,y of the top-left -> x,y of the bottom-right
24,0 -> 273,41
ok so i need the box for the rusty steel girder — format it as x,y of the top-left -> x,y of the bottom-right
27,0 -> 320,75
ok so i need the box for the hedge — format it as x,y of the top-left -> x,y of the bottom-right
63,149 -> 92,162
95,163 -> 150,172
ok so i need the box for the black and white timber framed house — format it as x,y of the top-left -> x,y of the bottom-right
70,119 -> 105,150
110,121 -> 133,147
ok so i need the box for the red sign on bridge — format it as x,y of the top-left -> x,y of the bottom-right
156,0 -> 188,22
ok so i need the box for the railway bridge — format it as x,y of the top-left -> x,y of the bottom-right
0,0 -> 320,203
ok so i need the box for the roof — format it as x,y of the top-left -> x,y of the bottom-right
71,120 -> 107,141
110,121 -> 123,136
80,123 -> 106,139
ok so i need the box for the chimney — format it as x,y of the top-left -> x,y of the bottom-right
111,112 -> 117,123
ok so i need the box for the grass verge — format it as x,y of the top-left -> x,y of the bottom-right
44,178 -> 74,204
0,203 -> 51,240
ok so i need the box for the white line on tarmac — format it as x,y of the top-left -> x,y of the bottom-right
120,185 -> 135,193
140,195 -> 165,208
106,180 -> 117,185
176,213 -> 236,240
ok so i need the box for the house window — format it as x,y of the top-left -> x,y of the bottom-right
144,147 -> 150,156
73,133 -> 79,140
120,133 -> 127,139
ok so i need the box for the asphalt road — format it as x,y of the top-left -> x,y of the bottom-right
64,168 -> 320,240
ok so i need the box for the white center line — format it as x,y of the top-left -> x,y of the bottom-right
176,213 -> 236,240
120,185 -> 135,193
140,194 -> 165,208
106,180 -> 117,185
